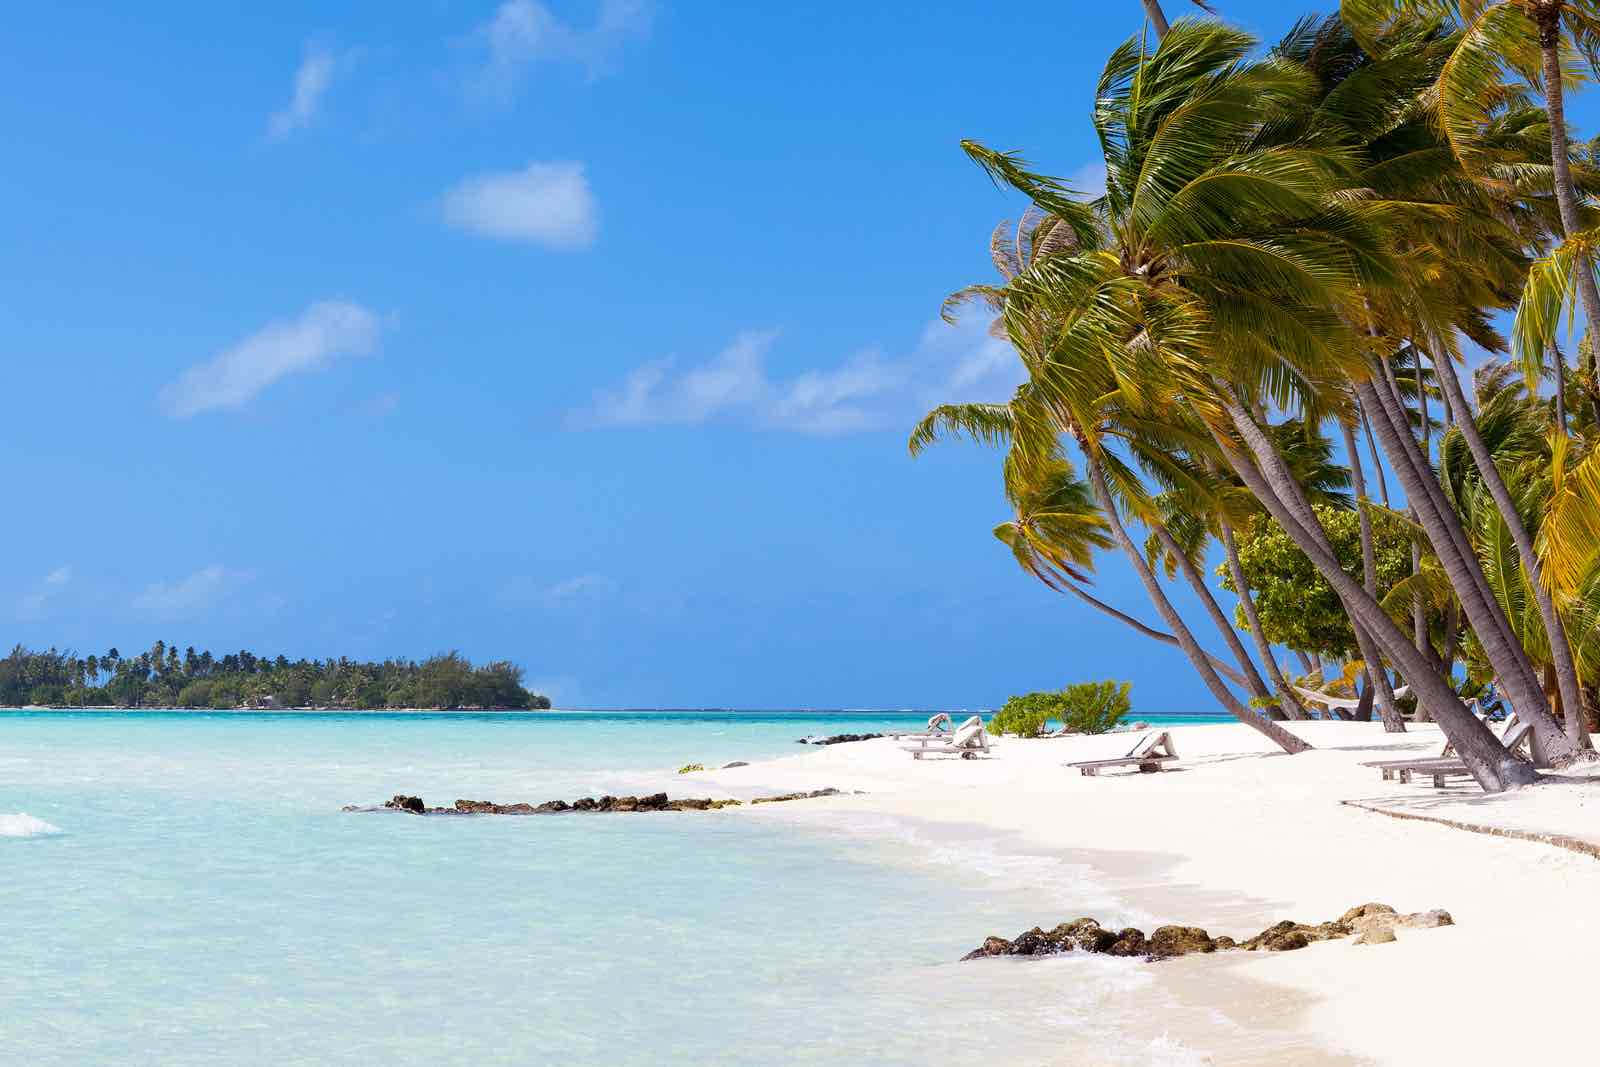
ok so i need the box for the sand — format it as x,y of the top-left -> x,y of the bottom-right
692,720 -> 1600,1065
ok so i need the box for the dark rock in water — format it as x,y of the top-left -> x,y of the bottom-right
797,733 -> 884,746
344,786 -> 834,816
1147,925 -> 1216,959
722,761 -> 750,769
962,902 -> 1447,963
749,787 -> 843,804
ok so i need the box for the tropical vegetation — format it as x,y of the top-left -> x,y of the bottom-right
0,643 -> 549,710
986,681 -> 1135,737
913,0 -> 1600,791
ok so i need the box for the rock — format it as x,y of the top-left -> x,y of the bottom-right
1052,918 -> 1118,954
454,799 -> 496,813
1240,920 -> 1350,952
1400,909 -> 1453,929
960,936 -> 1013,961
1147,925 -> 1217,959
721,761 -> 749,769
750,788 -> 844,805
1338,902 -> 1396,925
961,902 -> 1448,964
1008,927 -> 1061,957
799,733 -> 884,746
535,800 -> 570,813
572,797 -> 598,811
1107,928 -> 1147,957
384,795 -> 425,814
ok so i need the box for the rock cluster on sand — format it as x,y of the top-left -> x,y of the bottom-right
961,902 -> 1453,962
346,788 -> 852,815
796,733 -> 883,745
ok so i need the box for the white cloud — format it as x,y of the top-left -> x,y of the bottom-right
502,573 -> 619,605
1069,161 -> 1108,201
442,161 -> 598,248
267,43 -> 339,140
17,566 -> 72,620
133,565 -> 251,621
477,0 -> 652,95
572,310 -> 1023,434
159,301 -> 381,418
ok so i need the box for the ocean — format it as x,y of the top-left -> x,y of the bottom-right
2,709 -> 1229,1065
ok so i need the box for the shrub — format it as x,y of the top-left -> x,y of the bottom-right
1059,680 -> 1132,735
677,763 -> 704,774
987,681 -> 1133,737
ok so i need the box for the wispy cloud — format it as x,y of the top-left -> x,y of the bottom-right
17,566 -> 72,620
159,301 -> 381,418
442,161 -> 598,248
267,42 -> 340,140
572,310 -> 1023,434
502,573 -> 619,606
475,0 -> 653,97
133,565 -> 252,621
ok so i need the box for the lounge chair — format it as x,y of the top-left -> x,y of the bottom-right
891,712 -> 952,740
1065,731 -> 1178,776
900,716 -> 992,759
1370,720 -> 1533,786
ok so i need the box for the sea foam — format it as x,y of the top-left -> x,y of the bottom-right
0,813 -> 63,838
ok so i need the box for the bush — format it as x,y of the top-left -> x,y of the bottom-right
1059,680 -> 1132,734
987,681 -> 1133,737
677,763 -> 704,774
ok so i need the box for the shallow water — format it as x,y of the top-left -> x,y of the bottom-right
2,710 -> 1226,1065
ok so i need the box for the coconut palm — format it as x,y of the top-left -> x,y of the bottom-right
912,394 -> 1267,692
961,18 -> 1549,785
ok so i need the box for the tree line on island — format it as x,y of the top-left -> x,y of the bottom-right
0,643 -> 550,710
913,0 -> 1600,790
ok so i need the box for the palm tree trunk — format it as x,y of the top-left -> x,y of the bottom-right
1151,521 -> 1280,713
1219,518 -> 1310,719
1411,350 -> 1435,670
1342,418 -> 1408,731
1054,575 -> 1256,689
1221,392 -> 1405,730
1081,446 -> 1311,754
1140,0 -> 1170,36
1360,406 -> 1391,506
1554,344 -> 1569,433
1430,352 -> 1590,751
1358,375 -> 1578,762
1211,430 -> 1533,790
1540,22 -> 1600,385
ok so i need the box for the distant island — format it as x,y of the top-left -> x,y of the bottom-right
0,643 -> 550,710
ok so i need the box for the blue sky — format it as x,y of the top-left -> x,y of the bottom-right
3,2 -> 1591,709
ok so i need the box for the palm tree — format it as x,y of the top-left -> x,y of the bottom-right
913,395 -> 1273,695
953,18 -> 1543,785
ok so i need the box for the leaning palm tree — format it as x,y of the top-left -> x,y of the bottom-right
955,19 -> 1542,786
913,395 -> 1267,691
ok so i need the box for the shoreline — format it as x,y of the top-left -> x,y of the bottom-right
693,720 -> 1600,1065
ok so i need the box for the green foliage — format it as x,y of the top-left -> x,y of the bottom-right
0,643 -> 550,711
987,681 -> 1132,736
1059,680 -> 1133,734
677,763 -> 704,774
1219,506 -> 1415,657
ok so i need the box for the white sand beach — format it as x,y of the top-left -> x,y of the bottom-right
694,721 -> 1600,1065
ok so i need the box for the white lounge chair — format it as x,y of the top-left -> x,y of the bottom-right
900,715 -> 992,759
1065,731 -> 1178,776
891,712 -> 952,740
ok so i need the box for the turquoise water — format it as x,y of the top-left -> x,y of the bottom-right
2,710 -> 1226,1065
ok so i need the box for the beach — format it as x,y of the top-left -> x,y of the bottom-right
8,710 -> 1599,1065
697,720 -> 1600,1065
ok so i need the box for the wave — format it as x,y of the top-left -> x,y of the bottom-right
0,813 -> 63,838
